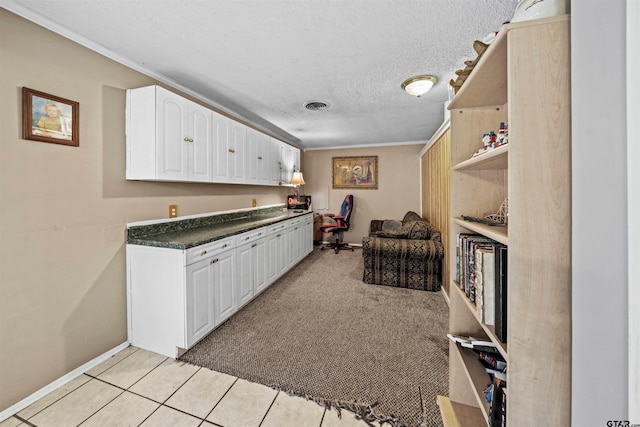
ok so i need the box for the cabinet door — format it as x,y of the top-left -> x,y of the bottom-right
291,147 -> 301,176
285,226 -> 297,269
156,90 -> 189,180
185,258 -> 215,347
266,233 -> 280,284
228,120 -> 246,183
213,250 -> 236,325
246,128 -> 261,184
280,142 -> 292,185
188,102 -> 213,182
256,133 -> 270,184
236,242 -> 255,307
212,113 -> 231,182
302,217 -> 313,256
253,238 -> 269,294
268,137 -> 281,185
267,232 -> 287,281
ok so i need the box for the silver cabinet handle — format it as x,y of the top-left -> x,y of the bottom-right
222,244 -> 228,248
252,243 -> 257,248
201,250 -> 207,255
258,156 -> 263,160
245,236 -> 251,241
183,137 -> 194,142
210,258 -> 219,264
229,148 -> 235,153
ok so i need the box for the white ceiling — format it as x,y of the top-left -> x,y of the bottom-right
3,0 -> 519,150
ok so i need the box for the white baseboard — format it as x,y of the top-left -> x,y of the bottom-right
0,341 -> 131,422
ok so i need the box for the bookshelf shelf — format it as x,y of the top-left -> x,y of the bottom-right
443,15 -> 571,427
453,144 -> 508,171
456,345 -> 492,419
453,217 -> 508,246
452,284 -> 508,360
437,395 -> 486,427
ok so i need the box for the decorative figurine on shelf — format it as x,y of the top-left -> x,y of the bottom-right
450,40 -> 490,94
496,122 -> 509,146
485,198 -> 509,225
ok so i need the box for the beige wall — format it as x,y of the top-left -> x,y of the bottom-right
303,144 -> 423,244
0,10 -> 291,411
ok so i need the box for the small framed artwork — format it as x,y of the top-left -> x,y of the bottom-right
332,156 -> 378,189
22,87 -> 79,147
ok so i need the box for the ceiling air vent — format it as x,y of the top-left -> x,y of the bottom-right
304,101 -> 329,111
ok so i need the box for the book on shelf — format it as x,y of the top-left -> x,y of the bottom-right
487,377 -> 507,427
446,334 -> 501,354
458,234 -> 495,301
494,244 -> 508,343
474,245 -> 496,326
476,350 -> 507,371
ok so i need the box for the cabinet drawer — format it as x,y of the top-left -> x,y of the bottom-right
267,221 -> 289,235
185,237 -> 234,265
287,217 -> 303,228
235,227 -> 267,246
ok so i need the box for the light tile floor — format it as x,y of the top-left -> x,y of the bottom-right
1,346 -> 379,427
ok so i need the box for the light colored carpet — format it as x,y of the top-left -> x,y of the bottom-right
180,247 -> 449,427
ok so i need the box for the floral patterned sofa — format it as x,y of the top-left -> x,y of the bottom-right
362,211 -> 444,291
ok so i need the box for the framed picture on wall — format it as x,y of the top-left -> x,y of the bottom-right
22,87 -> 79,147
332,156 -> 378,189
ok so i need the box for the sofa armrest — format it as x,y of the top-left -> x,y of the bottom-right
362,236 -> 444,260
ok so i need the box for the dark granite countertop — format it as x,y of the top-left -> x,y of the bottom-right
127,206 -> 313,250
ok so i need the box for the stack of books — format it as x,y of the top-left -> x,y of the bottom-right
455,233 -> 508,343
446,334 -> 507,426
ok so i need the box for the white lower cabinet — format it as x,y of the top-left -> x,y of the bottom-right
185,257 -> 216,348
127,213 -> 313,358
237,236 -> 269,304
184,247 -> 237,349
212,250 -> 236,325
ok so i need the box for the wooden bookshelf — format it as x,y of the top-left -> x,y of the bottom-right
443,15 -> 571,427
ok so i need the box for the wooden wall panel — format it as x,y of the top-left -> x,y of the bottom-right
421,126 -> 451,297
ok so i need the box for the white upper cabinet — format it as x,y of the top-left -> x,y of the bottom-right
127,85 -> 298,186
246,127 -> 270,185
278,141 -> 300,186
126,85 -> 213,182
212,112 -> 246,183
268,137 -> 282,185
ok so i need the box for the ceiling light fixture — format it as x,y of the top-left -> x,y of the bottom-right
401,75 -> 437,97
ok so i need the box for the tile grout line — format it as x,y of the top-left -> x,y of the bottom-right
75,388 -> 126,426
159,365 -> 202,405
12,414 -> 36,426
257,390 -> 280,427
201,376 -> 239,424
318,407 -> 327,427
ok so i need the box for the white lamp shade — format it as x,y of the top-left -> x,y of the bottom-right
291,171 -> 305,185
402,75 -> 437,97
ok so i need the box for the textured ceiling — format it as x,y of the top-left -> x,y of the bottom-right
3,0 -> 519,150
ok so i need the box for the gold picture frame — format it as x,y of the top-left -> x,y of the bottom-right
332,156 -> 378,189
22,87 -> 79,147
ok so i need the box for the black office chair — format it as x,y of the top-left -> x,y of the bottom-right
320,195 -> 354,254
